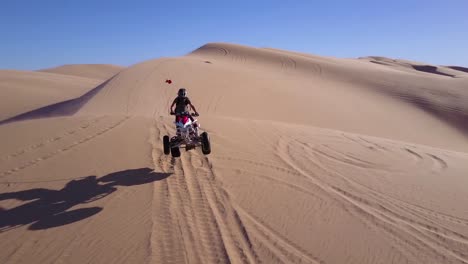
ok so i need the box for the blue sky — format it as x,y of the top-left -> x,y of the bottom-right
1,0 -> 467,70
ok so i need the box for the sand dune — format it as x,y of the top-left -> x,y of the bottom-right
0,70 -> 102,122
39,64 -> 124,80
1,43 -> 468,264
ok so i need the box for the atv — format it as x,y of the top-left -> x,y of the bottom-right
163,112 -> 211,157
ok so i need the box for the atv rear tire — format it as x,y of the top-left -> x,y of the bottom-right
201,132 -> 211,155
171,146 -> 181,157
163,135 -> 170,155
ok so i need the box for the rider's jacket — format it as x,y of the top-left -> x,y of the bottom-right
173,97 -> 192,114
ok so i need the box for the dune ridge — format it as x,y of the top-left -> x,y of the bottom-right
0,70 -> 104,122
39,64 -> 124,80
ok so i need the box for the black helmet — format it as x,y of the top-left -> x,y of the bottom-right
178,88 -> 187,98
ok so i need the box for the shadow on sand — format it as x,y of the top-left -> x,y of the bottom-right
411,65 -> 455,77
0,76 -> 114,126
0,168 -> 171,231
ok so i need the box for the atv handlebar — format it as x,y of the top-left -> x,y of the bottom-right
170,111 -> 199,117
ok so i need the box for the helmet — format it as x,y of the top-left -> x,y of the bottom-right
178,88 -> 187,97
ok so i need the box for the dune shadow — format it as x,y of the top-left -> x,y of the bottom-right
0,75 -> 116,126
411,65 -> 455,77
447,66 -> 468,74
382,90 -> 468,138
406,97 -> 468,135
0,168 -> 171,232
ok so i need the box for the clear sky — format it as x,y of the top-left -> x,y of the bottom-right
1,0 -> 467,70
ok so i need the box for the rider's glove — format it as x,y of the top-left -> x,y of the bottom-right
194,112 -> 199,116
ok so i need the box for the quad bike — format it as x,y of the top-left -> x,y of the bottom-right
163,112 -> 211,157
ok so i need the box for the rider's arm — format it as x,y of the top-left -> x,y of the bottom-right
189,103 -> 198,114
170,99 -> 176,113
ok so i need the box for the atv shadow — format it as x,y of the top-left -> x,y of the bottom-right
0,168 -> 171,231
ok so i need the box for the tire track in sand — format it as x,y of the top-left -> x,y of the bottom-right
149,122 -> 185,264
150,121 -> 327,263
0,116 -> 107,163
277,137 -> 468,264
0,117 -> 129,178
150,122 -> 260,263
426,153 -> 448,171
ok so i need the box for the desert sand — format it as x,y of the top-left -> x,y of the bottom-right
1,43 -> 468,264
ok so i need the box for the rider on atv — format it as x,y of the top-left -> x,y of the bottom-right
163,88 -> 210,156
170,88 -> 200,134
